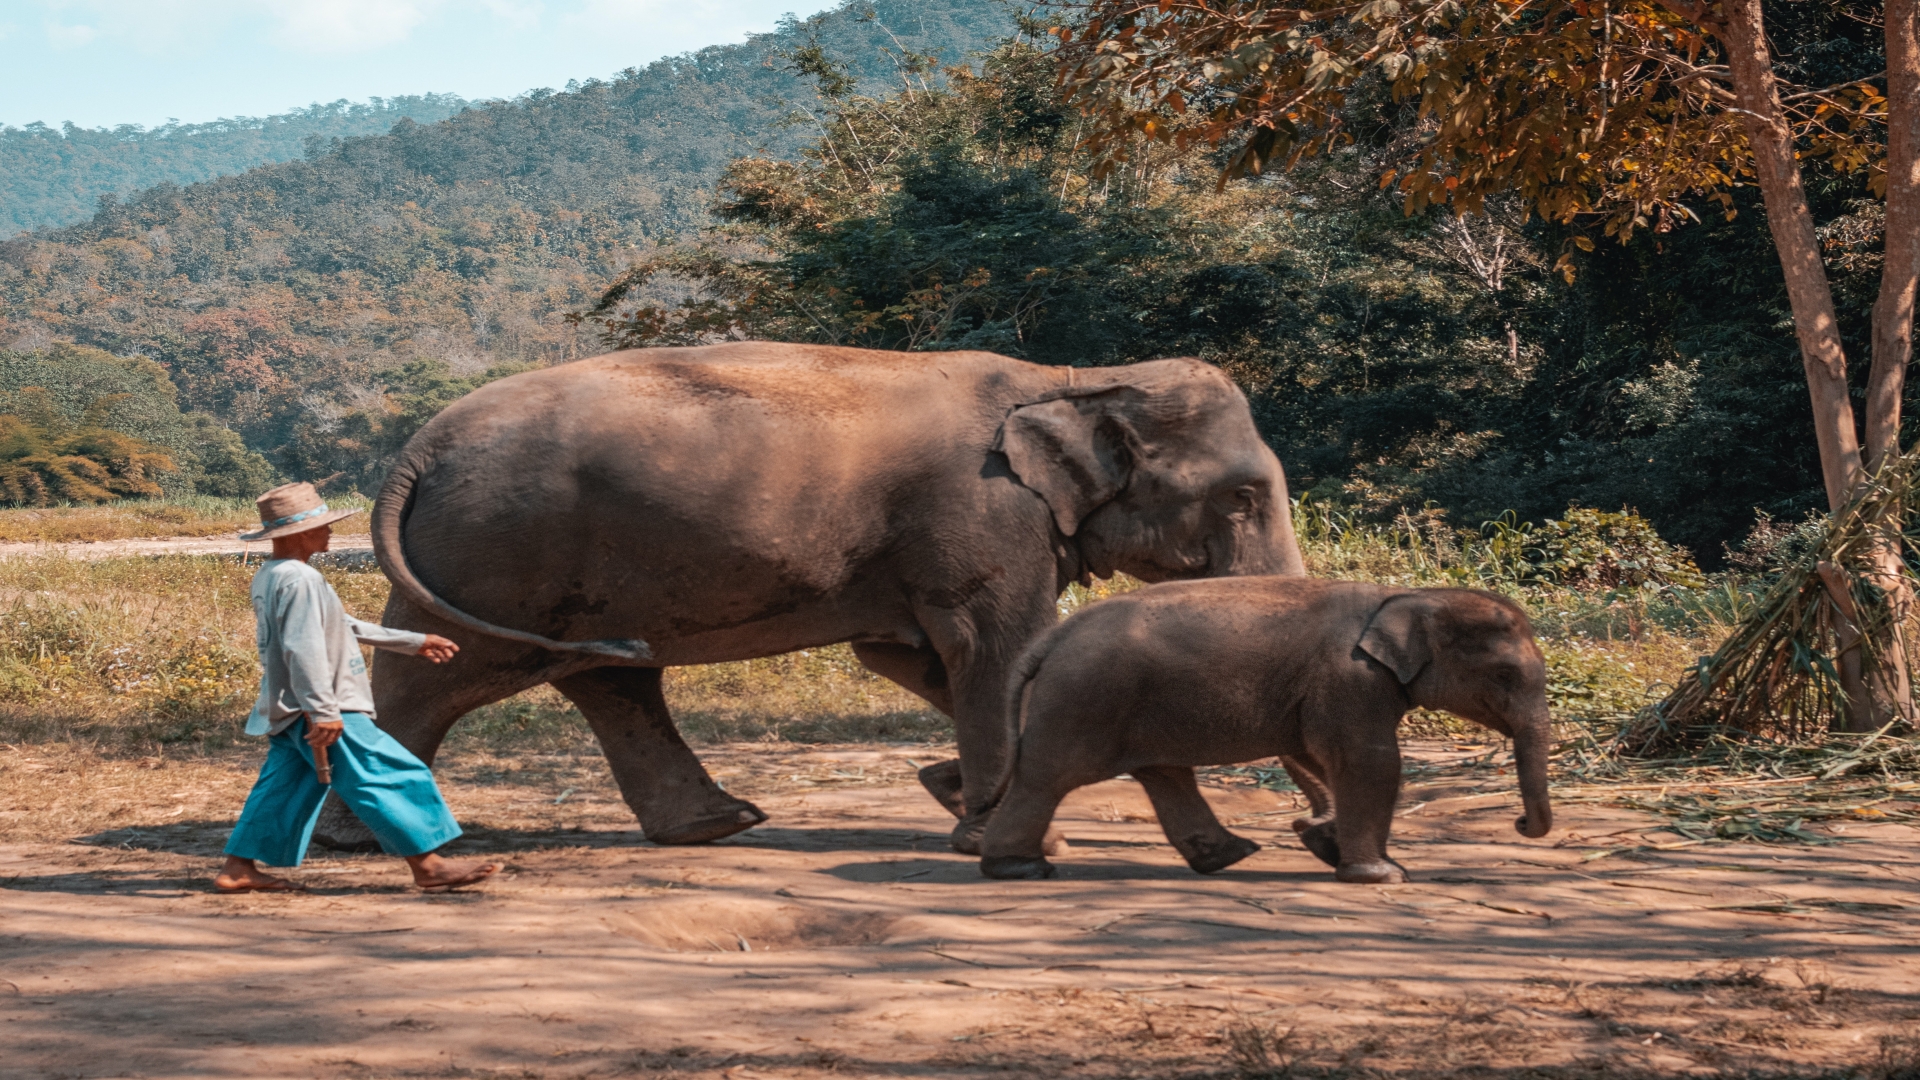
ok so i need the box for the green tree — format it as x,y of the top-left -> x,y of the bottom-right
577,36 -> 1240,361
182,413 -> 276,497
0,343 -> 271,498
1051,0 -> 1910,726
279,359 -> 531,494
0,387 -> 176,506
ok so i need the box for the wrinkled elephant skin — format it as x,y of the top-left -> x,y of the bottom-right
980,577 -> 1554,882
314,342 -> 1305,851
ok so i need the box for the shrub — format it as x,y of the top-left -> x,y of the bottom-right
0,391 -> 178,506
1722,509 -> 1828,577
181,413 -> 276,497
0,345 -> 270,500
1527,507 -> 1705,591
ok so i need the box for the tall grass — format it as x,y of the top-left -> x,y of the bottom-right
0,552 -> 944,757
0,554 -> 369,748
0,497 -> 1757,759
1286,498 -> 1741,738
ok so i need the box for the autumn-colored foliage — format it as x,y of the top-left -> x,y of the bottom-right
182,307 -> 309,394
1050,0 -> 1885,249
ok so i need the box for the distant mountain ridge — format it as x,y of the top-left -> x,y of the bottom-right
0,0 -> 1014,480
0,96 -> 470,237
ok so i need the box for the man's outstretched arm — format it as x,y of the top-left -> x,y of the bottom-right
346,616 -> 458,663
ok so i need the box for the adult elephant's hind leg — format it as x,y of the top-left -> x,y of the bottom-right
850,642 -> 966,818
311,631 -> 552,852
553,666 -> 766,845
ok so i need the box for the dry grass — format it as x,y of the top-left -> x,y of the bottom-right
0,512 -> 1875,860
0,493 -> 373,543
0,552 -> 952,845
0,552 -> 944,754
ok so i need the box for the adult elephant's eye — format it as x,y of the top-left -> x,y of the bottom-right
1229,487 -> 1257,517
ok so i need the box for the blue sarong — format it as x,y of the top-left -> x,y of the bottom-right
224,712 -> 462,867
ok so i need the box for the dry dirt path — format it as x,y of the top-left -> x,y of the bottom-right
0,533 -> 374,562
4,743 -> 1920,1079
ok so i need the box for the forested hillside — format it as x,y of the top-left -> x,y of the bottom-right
0,97 -> 469,237
0,0 -> 1891,561
0,0 -> 1013,489
579,9 -> 1885,561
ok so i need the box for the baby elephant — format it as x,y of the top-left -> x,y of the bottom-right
980,577 -> 1554,883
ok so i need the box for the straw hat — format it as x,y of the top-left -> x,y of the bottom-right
240,482 -> 362,541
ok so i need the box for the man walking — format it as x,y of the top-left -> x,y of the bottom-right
215,482 -> 499,893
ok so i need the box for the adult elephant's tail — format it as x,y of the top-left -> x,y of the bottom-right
372,445 -> 651,661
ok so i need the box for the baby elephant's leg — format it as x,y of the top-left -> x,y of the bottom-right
1329,745 -> 1408,884
1133,766 -> 1260,874
1281,754 -> 1340,868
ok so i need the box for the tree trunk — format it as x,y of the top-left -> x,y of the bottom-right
1871,0 -> 1920,470
1718,0 -> 1913,731
1873,0 -> 1920,465
1719,0 -> 1864,511
1861,0 -> 1920,732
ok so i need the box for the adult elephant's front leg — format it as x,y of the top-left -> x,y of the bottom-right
918,578 -> 1060,854
552,666 -> 766,845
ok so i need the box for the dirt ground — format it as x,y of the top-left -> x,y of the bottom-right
5,740 -> 1920,1080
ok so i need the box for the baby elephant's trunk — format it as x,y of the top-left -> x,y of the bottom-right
1511,717 -> 1553,838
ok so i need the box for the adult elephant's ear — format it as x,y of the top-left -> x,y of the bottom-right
1359,594 -> 1436,684
994,387 -> 1141,536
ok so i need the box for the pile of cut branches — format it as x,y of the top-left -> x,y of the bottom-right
1620,448 -> 1920,753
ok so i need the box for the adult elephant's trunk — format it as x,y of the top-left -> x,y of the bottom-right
1511,715 -> 1554,838
1266,486 -> 1307,577
1225,455 -> 1308,577
372,444 -> 651,660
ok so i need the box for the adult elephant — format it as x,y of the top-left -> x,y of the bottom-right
314,341 -> 1305,852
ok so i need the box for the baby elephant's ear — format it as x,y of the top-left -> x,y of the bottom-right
1359,594 -> 1435,684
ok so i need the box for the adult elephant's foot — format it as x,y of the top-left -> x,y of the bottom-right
917,760 -> 968,818
954,817 -> 1064,855
1293,819 -> 1340,868
952,813 -> 1066,856
312,794 -> 383,854
1181,834 -> 1261,875
644,799 -> 768,845
949,813 -> 989,855
1334,858 -> 1408,884
981,855 -> 1055,879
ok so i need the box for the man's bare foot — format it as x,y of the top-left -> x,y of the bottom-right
405,852 -> 501,891
213,856 -> 306,894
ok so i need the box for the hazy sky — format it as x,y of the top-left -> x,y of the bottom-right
0,0 -> 809,130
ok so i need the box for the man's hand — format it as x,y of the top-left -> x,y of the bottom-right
305,719 -> 344,749
417,634 -> 459,664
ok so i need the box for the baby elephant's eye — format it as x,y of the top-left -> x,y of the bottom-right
1229,487 -> 1258,516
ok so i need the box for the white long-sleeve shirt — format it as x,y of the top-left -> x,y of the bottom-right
245,558 -> 429,736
